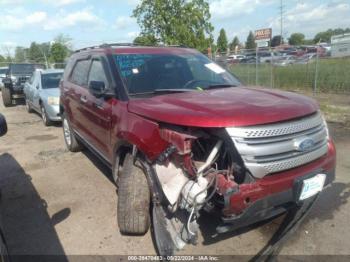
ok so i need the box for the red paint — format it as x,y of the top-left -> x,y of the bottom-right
61,46 -> 336,219
128,87 -> 319,127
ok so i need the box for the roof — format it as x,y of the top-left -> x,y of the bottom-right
40,69 -> 64,74
73,43 -> 197,56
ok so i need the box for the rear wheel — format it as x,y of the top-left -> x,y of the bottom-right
62,112 -> 83,152
117,153 -> 150,235
25,98 -> 33,113
2,88 -> 12,107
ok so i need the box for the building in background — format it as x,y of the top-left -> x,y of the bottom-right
331,33 -> 350,58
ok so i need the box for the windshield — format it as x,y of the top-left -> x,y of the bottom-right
41,73 -> 63,89
0,68 -> 7,75
113,52 -> 241,96
10,64 -> 37,74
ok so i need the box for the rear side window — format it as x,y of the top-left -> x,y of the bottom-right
70,59 -> 90,86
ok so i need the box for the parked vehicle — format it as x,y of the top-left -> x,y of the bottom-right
226,54 -> 246,63
240,56 -> 258,64
0,67 -> 8,89
24,69 -> 63,126
2,63 -> 44,107
60,44 -> 336,255
273,56 -> 297,66
295,53 -> 317,65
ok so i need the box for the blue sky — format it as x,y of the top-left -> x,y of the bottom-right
0,0 -> 349,54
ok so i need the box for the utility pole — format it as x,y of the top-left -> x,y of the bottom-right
280,0 -> 284,45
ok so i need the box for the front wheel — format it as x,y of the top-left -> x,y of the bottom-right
62,112 -> 83,152
117,153 -> 150,235
41,105 -> 52,126
2,88 -> 12,107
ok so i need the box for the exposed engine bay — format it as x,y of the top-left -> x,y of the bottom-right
147,126 -> 249,255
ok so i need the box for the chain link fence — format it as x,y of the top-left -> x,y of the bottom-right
210,48 -> 350,94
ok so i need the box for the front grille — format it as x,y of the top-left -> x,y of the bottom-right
17,76 -> 29,84
226,112 -> 328,178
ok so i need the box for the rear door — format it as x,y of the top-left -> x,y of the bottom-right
79,56 -> 113,160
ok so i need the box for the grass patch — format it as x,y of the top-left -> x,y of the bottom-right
229,57 -> 350,93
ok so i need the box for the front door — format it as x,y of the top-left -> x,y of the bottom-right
80,57 -> 113,161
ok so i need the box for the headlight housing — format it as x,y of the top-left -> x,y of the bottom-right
47,97 -> 59,105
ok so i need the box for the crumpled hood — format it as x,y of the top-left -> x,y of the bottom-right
127,87 -> 319,127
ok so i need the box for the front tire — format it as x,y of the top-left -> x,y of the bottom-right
62,112 -> 83,152
2,88 -> 12,107
117,153 -> 150,235
41,104 -> 52,126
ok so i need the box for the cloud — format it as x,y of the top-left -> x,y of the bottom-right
0,11 -> 48,30
43,9 -> 105,30
268,1 -> 350,38
41,0 -> 86,6
115,16 -> 136,30
210,0 -> 276,21
210,0 -> 260,20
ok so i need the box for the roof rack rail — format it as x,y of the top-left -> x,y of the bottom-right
74,43 -> 189,53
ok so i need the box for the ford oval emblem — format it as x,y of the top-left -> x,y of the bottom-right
294,137 -> 315,152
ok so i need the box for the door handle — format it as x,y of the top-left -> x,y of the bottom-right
80,96 -> 88,103
94,103 -> 104,110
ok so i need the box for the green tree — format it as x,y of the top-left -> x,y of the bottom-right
271,35 -> 283,47
0,55 -> 5,63
50,43 -> 68,65
313,28 -> 350,43
133,0 -> 214,50
54,33 -> 72,50
288,33 -> 305,45
133,34 -> 158,45
28,42 -> 43,63
216,28 -> 228,53
229,36 -> 240,51
14,47 -> 28,62
314,30 -> 333,43
245,31 -> 256,49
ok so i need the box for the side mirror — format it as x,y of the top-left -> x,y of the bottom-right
0,114 -> 7,137
88,81 -> 105,97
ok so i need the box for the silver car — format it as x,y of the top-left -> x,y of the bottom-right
24,69 -> 63,126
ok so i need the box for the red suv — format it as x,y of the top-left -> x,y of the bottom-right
60,44 -> 336,255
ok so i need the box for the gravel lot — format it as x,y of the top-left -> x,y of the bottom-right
0,93 -> 349,259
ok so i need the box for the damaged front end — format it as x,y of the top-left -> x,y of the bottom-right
144,125 -> 251,255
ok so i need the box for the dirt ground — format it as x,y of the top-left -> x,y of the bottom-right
0,92 -> 349,259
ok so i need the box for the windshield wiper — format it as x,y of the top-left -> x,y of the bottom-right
205,84 -> 236,90
129,88 -> 195,96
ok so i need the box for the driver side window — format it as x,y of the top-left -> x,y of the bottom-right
88,60 -> 108,87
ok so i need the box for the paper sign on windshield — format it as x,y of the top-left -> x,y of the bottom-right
205,63 -> 226,74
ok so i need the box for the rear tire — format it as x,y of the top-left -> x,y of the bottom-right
117,153 -> 150,235
2,88 -> 12,107
62,112 -> 83,152
25,98 -> 33,113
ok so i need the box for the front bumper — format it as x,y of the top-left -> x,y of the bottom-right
219,140 -> 336,231
45,104 -> 61,121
